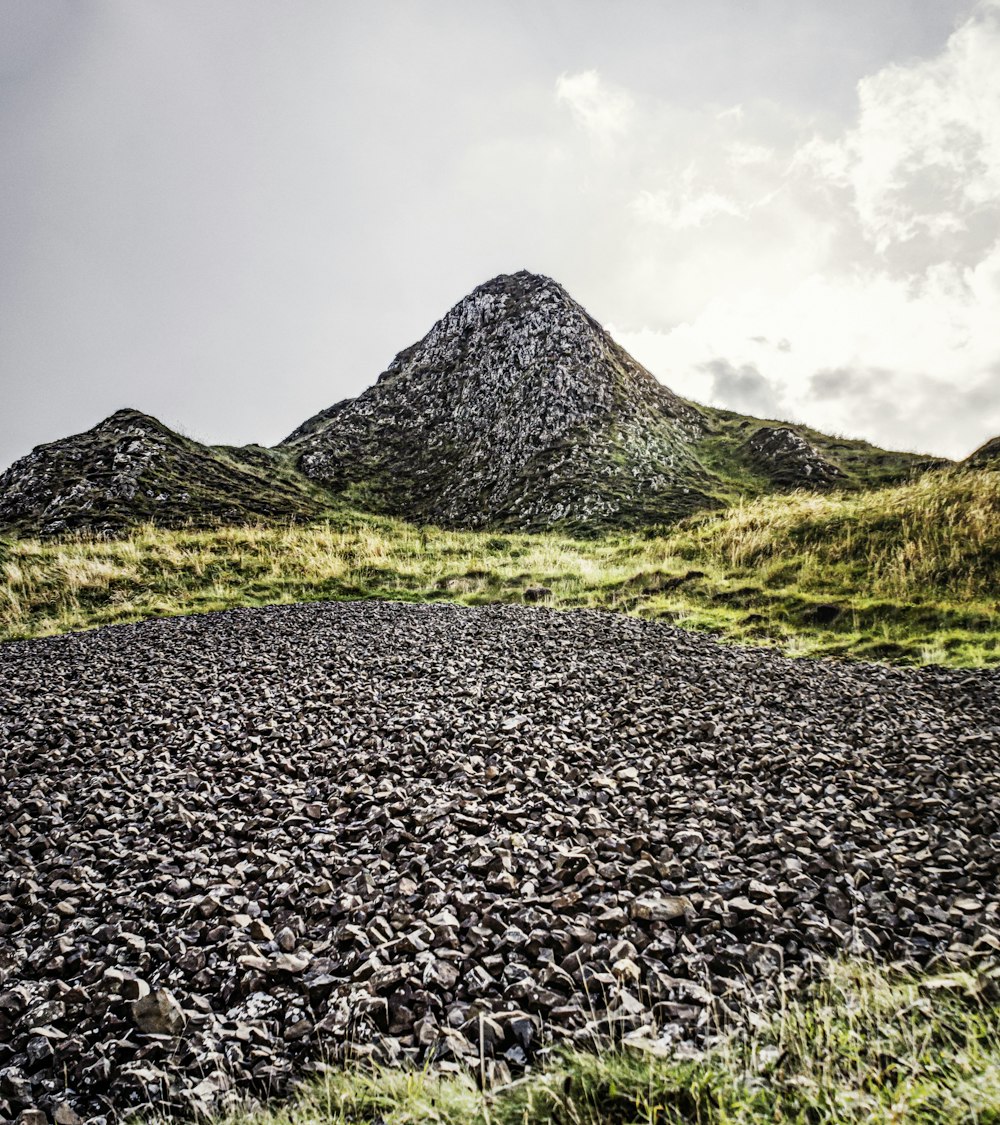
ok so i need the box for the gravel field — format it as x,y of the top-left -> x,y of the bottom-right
1,601 -> 998,1121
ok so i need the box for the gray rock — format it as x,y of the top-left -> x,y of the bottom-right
131,990 -> 185,1036
630,895 -> 691,922
0,600 -> 996,1120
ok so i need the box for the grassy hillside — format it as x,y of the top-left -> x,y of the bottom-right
3,468 -> 994,666
690,404 -> 940,502
1,468 -> 997,665
183,960 -> 1000,1125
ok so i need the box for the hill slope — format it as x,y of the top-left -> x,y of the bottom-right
283,271 -> 713,531
966,434 -> 1000,467
1,273 -> 945,537
2,467 -> 996,666
0,409 -> 329,536
283,271 -> 941,532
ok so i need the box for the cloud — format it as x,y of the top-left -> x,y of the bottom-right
631,166 -> 747,230
727,141 -> 774,166
809,367 -> 882,400
803,364 -> 1000,458
799,0 -> 1000,263
702,359 -> 785,418
593,5 -> 1000,459
615,245 -> 1000,457
555,70 -> 634,142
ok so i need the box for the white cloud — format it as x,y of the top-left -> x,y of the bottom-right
727,141 -> 775,166
613,242 -> 1000,456
854,2 -> 1000,251
588,4 -> 1000,459
631,187 -> 746,230
631,166 -> 747,229
701,359 -> 784,417
799,0 -> 1000,257
715,104 -> 745,123
555,70 -> 634,142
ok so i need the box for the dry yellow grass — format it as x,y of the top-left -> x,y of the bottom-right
678,468 -> 1000,599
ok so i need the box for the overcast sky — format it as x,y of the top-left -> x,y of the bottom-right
2,0 -> 998,469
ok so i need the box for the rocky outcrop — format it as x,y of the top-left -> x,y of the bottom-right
282,271 -> 714,531
741,426 -> 844,489
0,410 -> 326,536
1,601 -> 997,1119
965,435 -> 1000,468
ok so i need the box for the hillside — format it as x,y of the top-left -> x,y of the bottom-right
967,434 -> 1000,467
692,404 -> 943,497
0,274 -> 944,538
0,409 -> 332,537
283,271 -> 938,533
2,467 -> 997,666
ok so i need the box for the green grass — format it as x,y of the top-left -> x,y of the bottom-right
180,960 -> 1000,1124
1,468 -> 998,666
691,404 -> 941,495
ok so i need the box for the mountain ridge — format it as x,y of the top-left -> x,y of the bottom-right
0,270 -> 957,537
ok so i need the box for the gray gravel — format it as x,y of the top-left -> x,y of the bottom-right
1,601 -> 998,1121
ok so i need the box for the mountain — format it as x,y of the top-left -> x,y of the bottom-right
0,409 -> 328,537
283,271 -> 713,530
1,272 -> 946,538
282,271 -> 940,532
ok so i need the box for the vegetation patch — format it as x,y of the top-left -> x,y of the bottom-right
1,469 -> 997,667
176,960 -> 1000,1125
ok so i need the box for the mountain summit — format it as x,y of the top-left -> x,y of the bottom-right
0,272 -> 941,537
283,271 -> 713,529
282,271 -> 932,531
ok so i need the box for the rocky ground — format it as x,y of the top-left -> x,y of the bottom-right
0,410 -> 328,538
1,601 -> 998,1122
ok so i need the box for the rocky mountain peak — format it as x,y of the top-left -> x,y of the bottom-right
284,271 -> 707,530
394,270 -> 594,379
96,406 -> 169,432
374,269 -> 685,416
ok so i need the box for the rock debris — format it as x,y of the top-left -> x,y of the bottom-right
283,271 -> 712,530
1,601 -> 997,1120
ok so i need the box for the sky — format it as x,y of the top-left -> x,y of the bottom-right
1,0 -> 998,470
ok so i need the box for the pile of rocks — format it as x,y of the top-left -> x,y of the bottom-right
741,426 -> 843,489
1,602 -> 997,1120
284,271 -> 712,531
